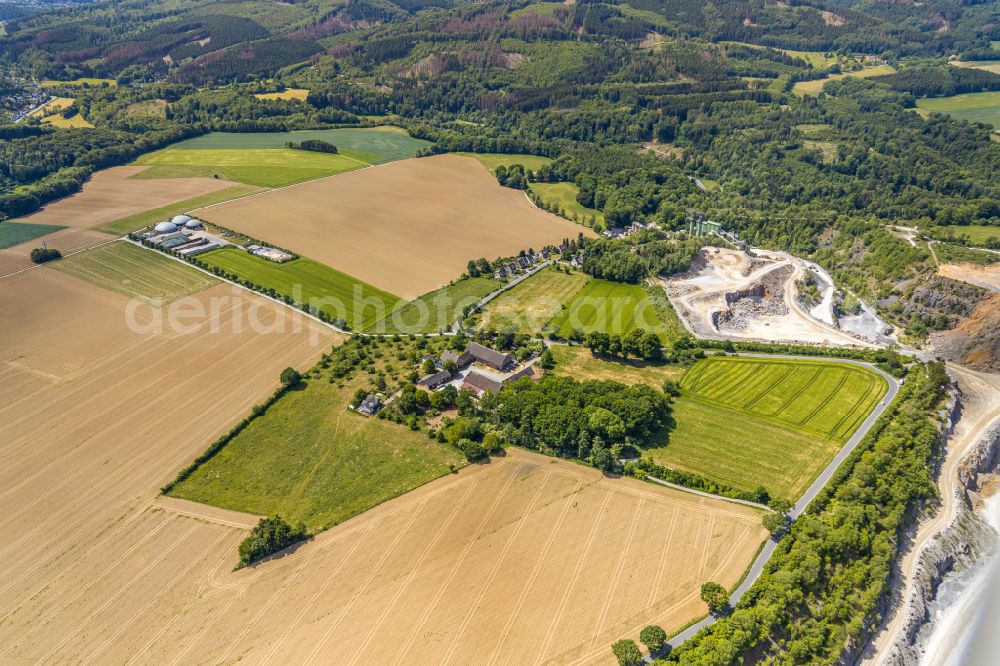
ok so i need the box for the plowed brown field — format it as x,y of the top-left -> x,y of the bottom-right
12,166 -> 235,228
196,154 -> 594,298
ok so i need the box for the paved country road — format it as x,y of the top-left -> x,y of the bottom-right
661,353 -> 901,653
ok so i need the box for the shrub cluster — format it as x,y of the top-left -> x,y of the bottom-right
237,516 -> 308,569
29,247 -> 62,263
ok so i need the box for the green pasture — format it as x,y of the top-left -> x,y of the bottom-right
649,398 -> 841,501
529,182 -> 605,227
459,152 -> 553,172
96,185 -> 261,236
680,356 -> 887,442
549,344 -> 685,388
130,127 -> 430,188
198,247 -> 400,330
792,64 -> 896,96
549,278 -> 674,341
647,356 -> 887,499
0,221 -> 65,250
132,148 -> 366,188
477,266 -> 589,334
164,127 -> 429,163
41,77 -> 116,87
926,225 -> 1000,248
51,241 -> 216,304
168,375 -> 463,533
367,277 -> 498,334
916,91 -> 1000,128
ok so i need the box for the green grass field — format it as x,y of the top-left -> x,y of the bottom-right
647,356 -> 888,500
0,221 -> 65,250
131,127 -> 431,188
681,356 -> 887,441
549,278 -> 675,341
167,374 -> 463,532
164,127 -> 429,163
459,152 -> 553,172
197,247 -> 400,330
927,225 -> 1000,247
367,277 -> 498,334
96,185 -> 261,236
41,77 -> 116,87
529,182 -> 605,227
132,149 -> 366,188
651,398 -> 840,501
792,64 -> 896,96
478,266 -> 589,333
51,241 -> 216,304
916,91 -> 1000,128
549,344 -> 685,387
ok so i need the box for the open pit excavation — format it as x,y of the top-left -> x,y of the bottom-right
663,246 -> 896,347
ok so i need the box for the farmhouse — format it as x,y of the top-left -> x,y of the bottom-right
461,361 -> 541,395
462,371 -> 504,395
466,341 -> 514,371
440,348 -> 473,368
417,369 -> 452,390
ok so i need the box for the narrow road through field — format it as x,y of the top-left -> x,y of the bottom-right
452,259 -> 553,334
662,353 -> 900,652
862,364 -> 1000,663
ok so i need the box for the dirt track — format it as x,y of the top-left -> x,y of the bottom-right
196,155 -> 593,299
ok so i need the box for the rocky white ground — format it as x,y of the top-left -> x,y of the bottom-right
664,246 -> 892,347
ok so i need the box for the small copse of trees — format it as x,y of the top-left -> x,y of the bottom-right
30,247 -> 62,263
237,515 -> 308,569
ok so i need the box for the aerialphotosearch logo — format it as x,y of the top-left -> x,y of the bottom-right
124,281 -> 662,340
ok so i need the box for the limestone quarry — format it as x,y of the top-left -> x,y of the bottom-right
663,247 -> 894,347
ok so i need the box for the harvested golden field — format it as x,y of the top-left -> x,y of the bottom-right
254,88 -> 309,100
0,265 -> 338,664
0,228 -> 114,276
52,240 -> 218,304
13,166 -> 236,229
197,154 -> 594,298
0,429 -> 764,665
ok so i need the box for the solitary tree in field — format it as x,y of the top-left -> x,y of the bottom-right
700,581 -> 729,614
611,639 -> 643,666
280,367 -> 301,386
639,625 -> 667,653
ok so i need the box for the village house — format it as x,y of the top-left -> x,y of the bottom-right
440,348 -> 473,368
417,369 -> 452,390
461,371 -> 504,395
465,342 -> 514,371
